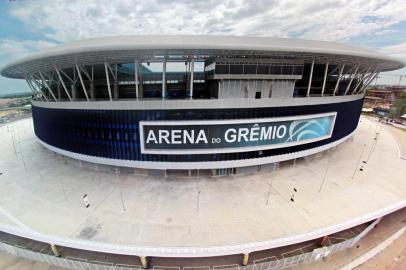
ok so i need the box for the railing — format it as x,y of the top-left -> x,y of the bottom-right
0,219 -> 379,270
0,244 -> 140,270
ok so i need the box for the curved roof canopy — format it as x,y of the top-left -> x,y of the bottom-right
1,35 -> 404,79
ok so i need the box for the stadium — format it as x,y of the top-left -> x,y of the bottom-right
0,36 -> 405,269
1,35 -> 403,174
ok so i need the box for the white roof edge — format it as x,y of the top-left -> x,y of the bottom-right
1,35 -> 405,77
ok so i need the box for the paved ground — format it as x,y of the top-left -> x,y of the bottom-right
296,119 -> 406,270
296,207 -> 406,270
0,251 -> 61,270
0,116 -> 405,258
355,229 -> 406,270
0,208 -> 404,269
382,123 -> 406,158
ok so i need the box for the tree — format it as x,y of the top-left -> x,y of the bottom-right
391,92 -> 406,119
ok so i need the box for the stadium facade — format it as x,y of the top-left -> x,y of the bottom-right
1,36 -> 404,174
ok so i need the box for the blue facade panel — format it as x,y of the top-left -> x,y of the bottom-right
32,98 -> 363,162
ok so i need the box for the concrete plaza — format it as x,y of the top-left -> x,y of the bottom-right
0,116 -> 405,257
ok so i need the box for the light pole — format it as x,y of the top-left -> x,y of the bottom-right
266,178 -> 273,205
115,168 -> 126,212
351,144 -> 367,180
318,160 -> 331,193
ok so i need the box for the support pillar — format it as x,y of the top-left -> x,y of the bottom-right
114,81 -> 119,100
138,63 -> 143,98
71,84 -> 77,100
55,68 -> 72,101
104,62 -> 113,101
242,253 -> 249,266
114,64 -> 118,100
358,72 -> 379,94
306,59 -> 314,97
135,60 -> 139,100
50,244 -> 60,257
321,62 -> 328,96
140,256 -> 149,269
57,83 -> 63,100
319,236 -> 329,247
90,81 -> 95,100
344,66 -> 359,95
162,58 -> 166,99
333,64 -> 345,96
190,56 -> 194,99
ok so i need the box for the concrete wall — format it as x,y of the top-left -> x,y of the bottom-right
218,80 -> 273,99
216,80 -> 294,99
32,94 -> 364,110
271,80 -> 295,98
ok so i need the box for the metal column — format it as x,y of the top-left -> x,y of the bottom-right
352,68 -> 370,94
55,68 -> 72,101
113,64 -> 118,100
162,58 -> 166,99
30,75 -> 51,101
71,67 -> 77,100
306,59 -> 314,97
358,71 -> 379,94
26,78 -> 45,101
71,84 -> 77,100
344,66 -> 359,95
333,64 -> 345,95
90,65 -> 95,100
190,56 -> 195,99
57,82 -> 62,100
76,65 -> 90,101
38,72 -> 57,101
138,63 -> 143,98
104,63 -> 113,101
321,62 -> 329,96
135,60 -> 139,100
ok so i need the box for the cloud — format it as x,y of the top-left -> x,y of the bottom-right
0,39 -> 56,94
2,0 -> 405,88
0,39 -> 56,65
378,42 -> 406,85
7,0 -> 406,42
380,42 -> 406,60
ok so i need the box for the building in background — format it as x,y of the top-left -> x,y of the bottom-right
364,85 -> 406,109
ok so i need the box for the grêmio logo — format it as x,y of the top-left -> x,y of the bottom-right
140,112 -> 336,155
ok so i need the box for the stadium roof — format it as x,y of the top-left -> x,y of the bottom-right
1,35 -> 404,79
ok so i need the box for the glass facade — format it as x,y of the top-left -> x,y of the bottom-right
29,59 -> 367,102
214,63 -> 303,76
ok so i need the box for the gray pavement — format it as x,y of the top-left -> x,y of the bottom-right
297,205 -> 406,270
0,116 -> 405,254
0,251 -> 62,270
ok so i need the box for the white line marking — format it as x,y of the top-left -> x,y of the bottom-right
0,207 -> 35,232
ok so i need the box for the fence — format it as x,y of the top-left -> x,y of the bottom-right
0,219 -> 379,270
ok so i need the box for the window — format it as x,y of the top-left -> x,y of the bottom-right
255,91 -> 261,99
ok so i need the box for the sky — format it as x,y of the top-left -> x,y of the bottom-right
0,0 -> 406,95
